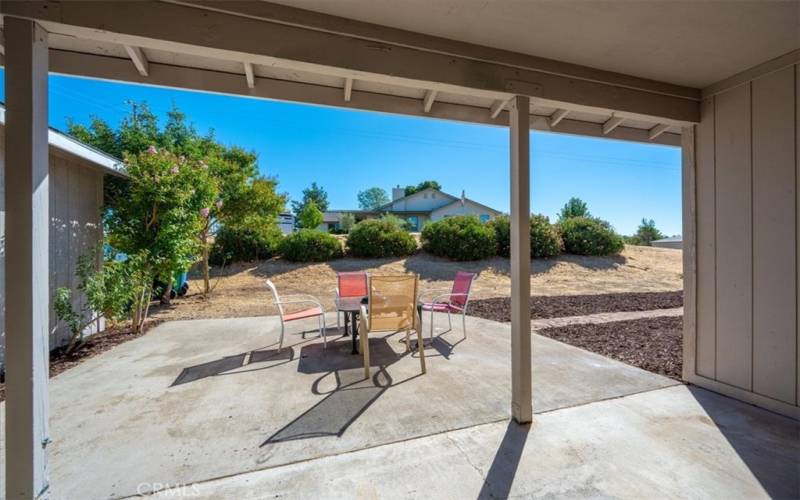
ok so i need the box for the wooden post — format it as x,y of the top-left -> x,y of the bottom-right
681,126 -> 697,382
509,95 -> 532,423
4,17 -> 50,499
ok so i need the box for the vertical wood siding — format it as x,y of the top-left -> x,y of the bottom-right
714,84 -> 753,391
693,62 -> 799,412
0,149 -> 103,371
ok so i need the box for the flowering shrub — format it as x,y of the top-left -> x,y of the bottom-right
104,148 -> 216,328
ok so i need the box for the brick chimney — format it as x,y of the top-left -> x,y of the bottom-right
392,185 -> 405,201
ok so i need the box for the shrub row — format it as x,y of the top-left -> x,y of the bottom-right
423,214 -> 622,261
211,213 -> 624,264
211,218 -> 415,263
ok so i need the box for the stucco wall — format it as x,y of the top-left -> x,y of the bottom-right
0,145 -> 104,372
430,199 -> 498,221
388,189 -> 452,212
689,62 -> 799,419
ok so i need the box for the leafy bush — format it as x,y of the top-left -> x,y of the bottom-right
209,224 -> 283,265
559,217 -> 624,256
626,218 -> 665,246
297,200 -> 324,229
490,214 -> 563,258
421,215 -> 497,261
557,197 -> 591,222
54,247 -> 151,350
346,219 -> 418,258
339,213 -> 356,233
279,229 -> 343,262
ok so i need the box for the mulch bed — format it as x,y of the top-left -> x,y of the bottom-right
538,316 -> 683,379
0,322 -> 158,402
468,291 -> 682,322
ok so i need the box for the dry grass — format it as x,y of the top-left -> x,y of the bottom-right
148,245 -> 682,322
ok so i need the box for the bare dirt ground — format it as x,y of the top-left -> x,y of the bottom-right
149,245 -> 682,322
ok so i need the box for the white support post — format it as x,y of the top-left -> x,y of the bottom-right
4,17 -> 50,500
509,95 -> 532,424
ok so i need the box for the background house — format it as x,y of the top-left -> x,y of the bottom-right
0,105 -> 126,372
321,186 -> 501,232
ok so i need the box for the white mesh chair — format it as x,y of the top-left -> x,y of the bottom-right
266,280 -> 327,351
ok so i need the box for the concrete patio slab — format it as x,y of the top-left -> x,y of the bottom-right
2,313 -> 681,498
150,385 -> 798,499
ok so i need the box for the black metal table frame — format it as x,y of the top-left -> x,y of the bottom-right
342,305 -> 361,354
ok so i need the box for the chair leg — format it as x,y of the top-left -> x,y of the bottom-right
320,315 -> 327,349
404,330 -> 411,353
462,312 -> 467,339
415,329 -> 426,374
430,308 -> 435,340
278,322 -> 285,352
337,310 -> 340,330
362,330 -> 370,379
447,310 -> 452,331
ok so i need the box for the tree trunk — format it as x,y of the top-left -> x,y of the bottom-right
202,231 -> 210,295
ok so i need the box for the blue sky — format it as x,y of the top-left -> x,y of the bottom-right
0,71 -> 682,235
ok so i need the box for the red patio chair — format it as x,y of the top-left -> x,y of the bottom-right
334,272 -> 368,330
418,272 -> 476,341
266,279 -> 327,351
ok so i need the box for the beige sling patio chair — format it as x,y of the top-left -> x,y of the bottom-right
358,274 -> 426,378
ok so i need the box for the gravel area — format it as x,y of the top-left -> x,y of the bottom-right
467,291 -> 683,322
538,316 -> 683,380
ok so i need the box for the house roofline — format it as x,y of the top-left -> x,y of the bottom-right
0,104 -> 128,178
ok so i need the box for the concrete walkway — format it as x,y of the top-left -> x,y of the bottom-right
147,384 -> 799,500
532,306 -> 683,329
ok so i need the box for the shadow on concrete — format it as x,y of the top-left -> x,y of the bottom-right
170,346 -> 295,386
262,336 -> 423,445
688,386 -> 800,499
477,420 -> 531,500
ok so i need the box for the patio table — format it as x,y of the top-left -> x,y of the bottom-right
337,296 -> 366,354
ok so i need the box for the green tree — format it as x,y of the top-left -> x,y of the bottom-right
104,148 -> 217,330
558,197 -> 591,222
629,218 -> 665,246
357,187 -> 390,210
298,200 -> 324,229
340,213 -> 356,233
292,182 -> 329,215
68,101 -> 286,295
404,180 -> 442,196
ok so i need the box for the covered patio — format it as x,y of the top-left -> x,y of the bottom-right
1,1 -> 799,498
1,313 -> 796,498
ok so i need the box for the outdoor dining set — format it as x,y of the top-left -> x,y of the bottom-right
266,271 -> 476,377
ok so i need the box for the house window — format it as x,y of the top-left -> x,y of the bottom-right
480,214 -> 490,223
423,193 -> 428,198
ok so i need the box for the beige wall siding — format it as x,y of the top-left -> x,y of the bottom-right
691,61 -> 799,418
0,146 -> 104,371
713,83 -> 753,390
751,67 -> 797,404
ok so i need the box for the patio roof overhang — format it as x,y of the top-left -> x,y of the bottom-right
0,1 -> 710,147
